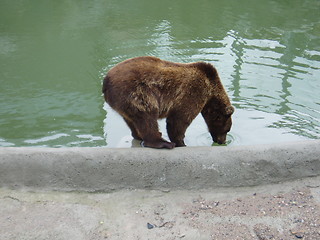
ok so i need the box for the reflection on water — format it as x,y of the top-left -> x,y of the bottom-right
0,0 -> 319,147
104,105 -> 307,148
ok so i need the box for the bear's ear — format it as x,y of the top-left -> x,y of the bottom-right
196,62 -> 218,80
224,105 -> 234,116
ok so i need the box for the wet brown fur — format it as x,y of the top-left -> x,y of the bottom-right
102,56 -> 234,149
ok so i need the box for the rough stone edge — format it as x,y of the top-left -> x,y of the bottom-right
0,140 -> 319,192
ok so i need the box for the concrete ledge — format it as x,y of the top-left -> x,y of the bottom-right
0,140 -> 319,191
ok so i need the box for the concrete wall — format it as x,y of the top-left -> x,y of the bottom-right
0,140 -> 319,192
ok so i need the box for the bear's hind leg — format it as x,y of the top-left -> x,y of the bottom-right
123,117 -> 142,140
132,113 -> 175,149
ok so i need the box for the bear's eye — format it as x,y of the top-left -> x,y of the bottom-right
215,115 -> 223,121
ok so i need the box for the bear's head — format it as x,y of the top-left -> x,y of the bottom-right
201,98 -> 234,145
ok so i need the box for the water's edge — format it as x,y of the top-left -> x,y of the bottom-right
1,140 -> 319,192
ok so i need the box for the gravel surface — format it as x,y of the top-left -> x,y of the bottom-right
1,176 -> 319,240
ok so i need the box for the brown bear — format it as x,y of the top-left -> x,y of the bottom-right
102,56 -> 234,149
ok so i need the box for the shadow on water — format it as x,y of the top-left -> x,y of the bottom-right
0,0 -> 319,147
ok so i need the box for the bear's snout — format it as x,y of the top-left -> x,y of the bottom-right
213,134 -> 227,145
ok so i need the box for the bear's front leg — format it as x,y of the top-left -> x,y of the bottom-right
166,113 -> 194,147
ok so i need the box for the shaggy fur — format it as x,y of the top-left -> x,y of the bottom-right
102,56 -> 234,149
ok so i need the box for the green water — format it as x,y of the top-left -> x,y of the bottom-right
0,0 -> 319,147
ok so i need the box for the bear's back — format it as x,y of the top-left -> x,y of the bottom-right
103,57 -> 216,102
107,56 -> 199,83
